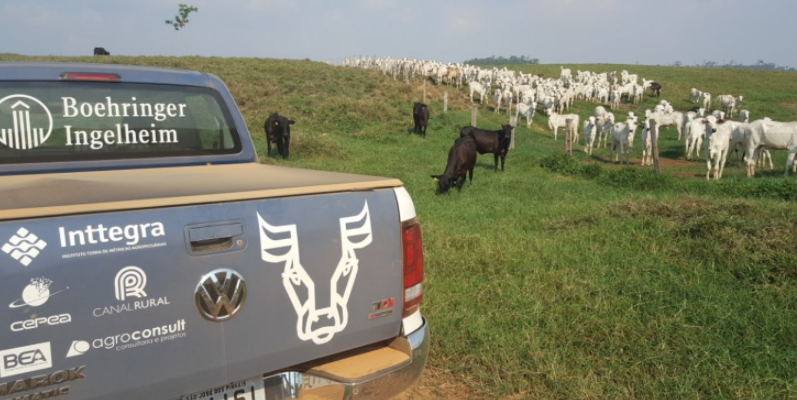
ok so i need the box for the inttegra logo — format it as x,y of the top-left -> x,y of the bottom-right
70,319 -> 186,354
0,343 -> 52,378
58,222 -> 165,248
2,228 -> 47,267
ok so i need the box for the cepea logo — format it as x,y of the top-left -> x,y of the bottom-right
0,95 -> 53,150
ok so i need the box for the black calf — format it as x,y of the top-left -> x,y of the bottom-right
263,113 -> 295,159
431,136 -> 477,194
413,103 -> 430,137
459,124 -> 513,171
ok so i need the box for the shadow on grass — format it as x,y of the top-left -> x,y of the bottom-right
660,148 -> 684,159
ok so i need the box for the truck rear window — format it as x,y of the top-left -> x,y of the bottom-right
0,82 -> 241,164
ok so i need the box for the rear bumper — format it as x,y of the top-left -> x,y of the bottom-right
261,318 -> 429,400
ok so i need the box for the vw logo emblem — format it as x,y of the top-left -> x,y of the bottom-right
195,269 -> 247,322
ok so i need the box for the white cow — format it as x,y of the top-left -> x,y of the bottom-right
469,81 -> 490,104
727,121 -> 772,169
493,89 -> 503,113
744,119 -> 797,177
704,120 -> 743,180
690,88 -> 702,104
650,111 -> 685,140
515,102 -> 537,127
699,92 -> 712,111
503,88 -> 514,114
739,109 -> 750,123
597,113 -> 616,148
611,120 -> 639,164
685,116 -> 717,160
717,95 -> 743,118
547,111 -> 580,141
595,106 -> 607,119
540,97 -> 556,115
560,66 -> 572,81
583,116 -> 598,155
640,119 -> 654,166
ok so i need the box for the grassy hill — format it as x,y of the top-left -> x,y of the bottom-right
2,55 -> 797,399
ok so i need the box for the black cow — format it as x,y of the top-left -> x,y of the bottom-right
459,124 -> 513,171
431,136 -> 477,194
649,82 -> 662,97
412,102 -> 430,137
263,113 -> 295,159
94,47 -> 110,56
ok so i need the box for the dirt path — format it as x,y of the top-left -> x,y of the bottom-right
393,367 -> 475,400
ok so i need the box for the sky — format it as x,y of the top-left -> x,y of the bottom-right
1,0 -> 795,67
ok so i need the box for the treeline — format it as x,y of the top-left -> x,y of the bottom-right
464,55 -> 540,66
671,59 -> 795,71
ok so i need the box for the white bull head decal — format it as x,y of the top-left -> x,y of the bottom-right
257,201 -> 372,345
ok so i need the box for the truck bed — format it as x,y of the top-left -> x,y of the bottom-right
0,163 -> 403,221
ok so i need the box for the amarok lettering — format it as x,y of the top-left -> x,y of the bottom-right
0,367 -> 85,396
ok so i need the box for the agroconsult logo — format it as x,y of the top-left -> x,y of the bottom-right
0,95 -> 53,150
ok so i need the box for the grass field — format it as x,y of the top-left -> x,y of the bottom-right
3,54 -> 797,399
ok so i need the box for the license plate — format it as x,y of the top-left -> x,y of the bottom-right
175,378 -> 265,400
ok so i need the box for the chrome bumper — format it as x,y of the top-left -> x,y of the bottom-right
261,319 -> 429,400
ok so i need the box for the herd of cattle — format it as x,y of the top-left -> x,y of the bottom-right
342,57 -> 797,190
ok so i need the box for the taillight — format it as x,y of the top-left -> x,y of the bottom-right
402,218 -> 423,317
59,72 -> 121,82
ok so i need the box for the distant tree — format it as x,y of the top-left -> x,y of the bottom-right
680,59 -> 795,72
672,60 -> 682,67
165,4 -> 199,33
464,55 -> 541,66
165,4 -> 198,53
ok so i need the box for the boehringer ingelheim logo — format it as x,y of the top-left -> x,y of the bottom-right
0,94 -> 53,150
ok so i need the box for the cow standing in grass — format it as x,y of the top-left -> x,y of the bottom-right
413,103 -> 430,137
459,124 -> 513,171
263,113 -> 295,159
431,136 -> 477,194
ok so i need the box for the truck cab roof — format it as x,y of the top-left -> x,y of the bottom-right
0,62 -> 219,88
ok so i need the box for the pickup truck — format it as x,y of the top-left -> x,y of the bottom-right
0,63 -> 427,400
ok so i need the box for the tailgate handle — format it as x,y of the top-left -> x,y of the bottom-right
188,222 -> 244,254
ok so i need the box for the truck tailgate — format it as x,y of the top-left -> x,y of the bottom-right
0,185 -> 404,400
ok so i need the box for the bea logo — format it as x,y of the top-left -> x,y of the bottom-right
0,342 -> 52,378
4,349 -> 47,368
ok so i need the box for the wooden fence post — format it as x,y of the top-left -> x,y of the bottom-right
443,92 -> 449,113
651,118 -> 661,174
565,118 -> 574,155
509,116 -> 517,150
423,80 -> 427,104
471,106 -> 478,127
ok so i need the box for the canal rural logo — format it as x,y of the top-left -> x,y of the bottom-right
0,95 -> 53,150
